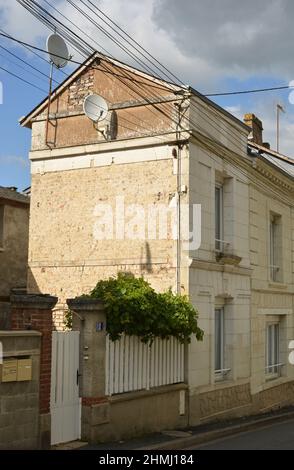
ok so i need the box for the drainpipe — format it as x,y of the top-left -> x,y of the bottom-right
175,101 -> 183,295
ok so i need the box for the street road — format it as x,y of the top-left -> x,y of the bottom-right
188,418 -> 294,450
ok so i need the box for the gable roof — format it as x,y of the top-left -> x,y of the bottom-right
0,187 -> 30,205
19,52 -> 249,132
19,52 -> 183,129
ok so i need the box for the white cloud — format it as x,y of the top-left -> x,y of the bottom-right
0,155 -> 29,167
0,0 -> 46,42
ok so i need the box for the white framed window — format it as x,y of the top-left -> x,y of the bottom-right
0,205 -> 4,249
215,186 -> 223,252
215,308 -> 228,378
269,213 -> 282,282
265,323 -> 281,377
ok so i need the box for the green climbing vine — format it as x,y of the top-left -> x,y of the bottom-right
88,273 -> 204,344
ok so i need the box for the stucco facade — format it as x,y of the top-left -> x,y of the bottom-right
21,54 -> 294,422
0,188 -> 30,327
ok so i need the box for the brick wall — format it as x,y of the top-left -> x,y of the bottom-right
10,295 -> 57,416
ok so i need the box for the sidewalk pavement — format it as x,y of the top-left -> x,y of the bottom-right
54,405 -> 294,451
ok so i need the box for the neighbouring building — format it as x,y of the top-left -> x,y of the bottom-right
246,118 -> 294,406
20,52 -> 294,427
0,187 -> 30,328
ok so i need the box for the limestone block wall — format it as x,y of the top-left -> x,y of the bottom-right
28,146 -> 190,312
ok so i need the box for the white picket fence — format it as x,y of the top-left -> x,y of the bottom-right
105,335 -> 185,395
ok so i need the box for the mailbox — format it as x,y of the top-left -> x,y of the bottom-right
17,358 -> 32,382
0,357 -> 33,383
1,359 -> 17,382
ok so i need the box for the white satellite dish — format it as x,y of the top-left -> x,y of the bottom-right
47,34 -> 69,68
83,94 -> 109,122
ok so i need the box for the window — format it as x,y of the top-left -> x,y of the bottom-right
0,205 -> 4,249
215,308 -> 225,374
215,186 -> 223,251
270,214 -> 282,282
266,323 -> 280,376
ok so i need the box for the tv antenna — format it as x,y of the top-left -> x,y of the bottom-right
83,94 -> 109,139
45,34 -> 70,147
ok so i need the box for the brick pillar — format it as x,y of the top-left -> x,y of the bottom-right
10,293 -> 58,449
67,297 -> 108,442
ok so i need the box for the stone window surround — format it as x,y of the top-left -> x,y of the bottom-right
269,210 -> 283,284
264,314 -> 287,382
213,297 -> 232,384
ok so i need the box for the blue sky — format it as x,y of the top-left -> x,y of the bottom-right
1,0 -> 294,191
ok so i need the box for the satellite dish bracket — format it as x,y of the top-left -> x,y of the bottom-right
93,121 -> 108,141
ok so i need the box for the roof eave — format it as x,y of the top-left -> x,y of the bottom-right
19,52 -> 185,129
189,86 -> 250,132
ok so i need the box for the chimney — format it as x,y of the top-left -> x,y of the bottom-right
244,113 -> 263,145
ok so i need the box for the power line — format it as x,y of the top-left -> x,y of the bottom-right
73,0 -> 180,86
5,0 -> 292,165
42,0 -> 112,57
1,30 -> 292,98
84,0 -> 184,86
29,0 -> 290,160
21,0 -> 181,130
3,2 -> 249,158
0,50 -> 48,85
206,85 -> 293,97
4,2 -> 291,198
34,0 -> 182,130
16,1 -> 293,197
0,65 -> 47,93
0,43 -> 60,84
0,26 -> 67,78
11,1 -> 252,154
0,31 -> 82,65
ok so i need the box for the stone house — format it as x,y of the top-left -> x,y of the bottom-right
0,187 -> 30,328
20,53 -> 294,424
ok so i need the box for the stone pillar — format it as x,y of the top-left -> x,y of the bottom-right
67,297 -> 109,442
10,293 -> 58,449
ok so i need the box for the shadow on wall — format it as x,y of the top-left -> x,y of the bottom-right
26,241 -> 155,306
27,267 -> 42,296
0,303 -> 11,330
140,242 -> 153,274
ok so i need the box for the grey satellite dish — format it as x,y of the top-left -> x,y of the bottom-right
47,34 -> 69,68
83,94 -> 109,122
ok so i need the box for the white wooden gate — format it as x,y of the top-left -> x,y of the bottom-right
51,331 -> 81,445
